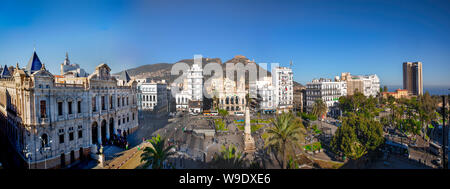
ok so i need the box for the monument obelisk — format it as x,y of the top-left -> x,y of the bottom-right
244,106 -> 256,153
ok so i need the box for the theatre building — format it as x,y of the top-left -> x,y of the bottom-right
0,51 -> 138,169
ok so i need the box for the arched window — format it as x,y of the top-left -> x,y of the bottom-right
226,97 -> 229,104
40,134 -> 48,148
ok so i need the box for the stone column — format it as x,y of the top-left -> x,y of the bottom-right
244,107 -> 255,153
106,119 -> 110,140
113,118 -> 118,135
97,123 -> 102,145
97,96 -> 100,112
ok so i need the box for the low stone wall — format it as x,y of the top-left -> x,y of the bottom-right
193,129 -> 215,137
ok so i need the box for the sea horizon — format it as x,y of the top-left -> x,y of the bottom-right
386,85 -> 450,96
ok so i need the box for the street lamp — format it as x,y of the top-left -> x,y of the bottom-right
39,136 -> 52,169
23,145 -> 32,169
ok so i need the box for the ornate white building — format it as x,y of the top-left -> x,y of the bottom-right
137,79 -> 168,111
60,53 -> 88,77
306,78 -> 347,117
250,76 -> 275,113
207,77 -> 246,113
175,63 -> 204,112
272,66 -> 294,113
0,51 -> 138,169
341,72 -> 380,97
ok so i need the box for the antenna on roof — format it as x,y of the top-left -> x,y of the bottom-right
290,60 -> 293,69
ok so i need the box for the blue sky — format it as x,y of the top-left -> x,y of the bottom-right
0,0 -> 449,87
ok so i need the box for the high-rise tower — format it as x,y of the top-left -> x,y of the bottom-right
403,62 -> 423,96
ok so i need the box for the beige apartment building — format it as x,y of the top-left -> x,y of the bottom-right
403,62 -> 423,96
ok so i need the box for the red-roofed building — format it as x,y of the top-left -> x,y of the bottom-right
382,89 -> 409,99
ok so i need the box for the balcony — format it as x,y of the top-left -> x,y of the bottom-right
77,113 -> 85,118
54,83 -> 84,88
68,114 -> 75,119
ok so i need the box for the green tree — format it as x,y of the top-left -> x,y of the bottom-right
338,92 -> 367,114
312,99 -> 327,119
210,144 -> 247,169
218,109 -> 229,127
140,134 -> 175,169
264,113 -> 305,169
331,120 -> 359,159
331,112 -> 383,160
418,91 -> 437,140
212,94 -> 219,110
386,95 -> 397,127
287,156 -> 299,169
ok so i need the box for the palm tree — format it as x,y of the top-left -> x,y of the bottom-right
418,92 -> 437,140
264,113 -> 305,169
387,95 -> 396,128
140,134 -> 175,169
210,144 -> 247,169
312,99 -> 327,120
212,93 -> 219,110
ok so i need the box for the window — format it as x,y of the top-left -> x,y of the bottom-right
118,120 -> 121,126
58,102 -> 63,116
133,113 -> 135,120
78,130 -> 83,139
123,118 -> 125,123
122,97 -> 124,106
110,96 -> 113,109
69,132 -> 74,141
127,97 -> 129,105
68,101 -> 73,114
77,101 -> 81,113
92,97 -> 96,112
101,96 -> 106,110
127,116 -> 129,122
40,100 -> 46,118
40,134 -> 48,148
118,97 -> 120,107
59,134 -> 65,144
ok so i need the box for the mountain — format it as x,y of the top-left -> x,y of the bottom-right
115,55 -> 303,87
